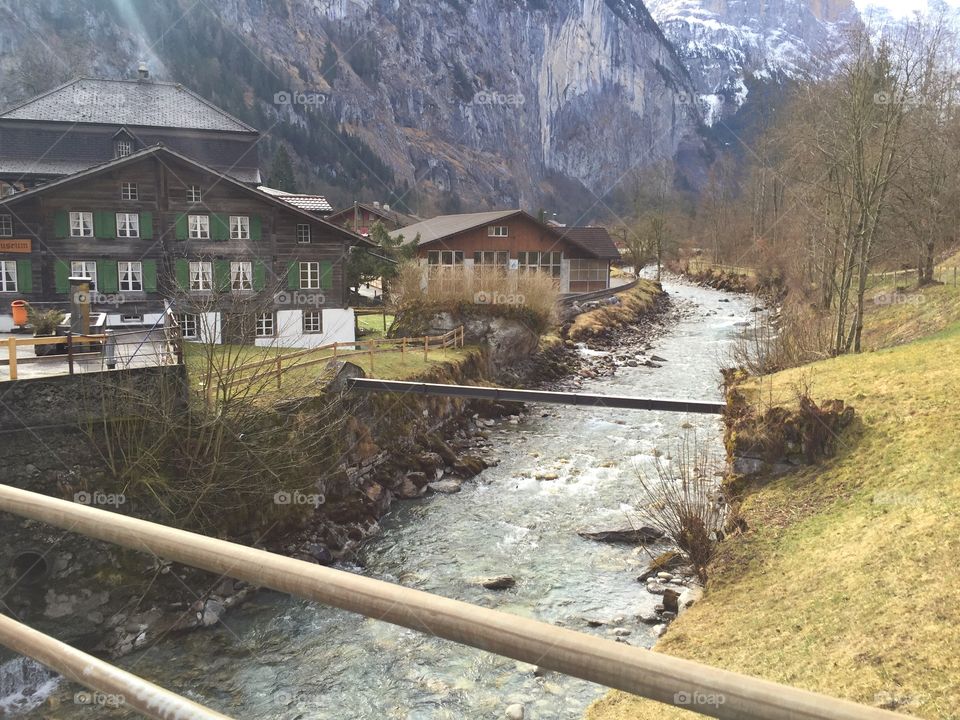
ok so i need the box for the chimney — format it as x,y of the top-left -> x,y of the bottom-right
373,201 -> 381,209
138,62 -> 149,80
383,203 -> 390,212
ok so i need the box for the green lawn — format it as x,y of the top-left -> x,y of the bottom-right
356,311 -> 394,339
587,322 -> 960,719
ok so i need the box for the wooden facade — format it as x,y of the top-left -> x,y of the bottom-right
327,202 -> 420,235
0,147 -> 361,344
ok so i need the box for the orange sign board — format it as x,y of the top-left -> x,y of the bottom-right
0,239 -> 31,253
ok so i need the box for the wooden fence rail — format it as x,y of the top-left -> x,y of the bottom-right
4,335 -> 108,381
220,326 -> 466,392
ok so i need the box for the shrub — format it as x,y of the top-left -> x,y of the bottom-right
635,432 -> 727,582
27,307 -> 64,335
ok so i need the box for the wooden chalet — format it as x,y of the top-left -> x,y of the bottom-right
0,145 -> 366,347
327,201 -> 420,236
389,210 -> 619,294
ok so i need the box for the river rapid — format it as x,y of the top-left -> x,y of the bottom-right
6,277 -> 753,719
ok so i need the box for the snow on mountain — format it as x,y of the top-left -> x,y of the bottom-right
647,0 -> 861,124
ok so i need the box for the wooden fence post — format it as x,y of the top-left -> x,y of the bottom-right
424,335 -> 429,362
7,337 -> 17,381
66,333 -> 74,376
369,341 -> 375,375
276,356 -> 282,391
401,337 -> 406,355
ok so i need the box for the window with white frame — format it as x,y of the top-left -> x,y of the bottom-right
189,261 -> 212,291
177,313 -> 199,339
487,225 -> 509,237
116,212 -> 139,238
473,251 -> 509,268
302,310 -> 323,333
0,214 -> 12,237
70,211 -> 94,237
299,261 -> 321,289
0,261 -> 17,292
230,216 -> 250,240
70,261 -> 97,290
120,314 -> 143,323
297,224 -> 311,244
231,261 -> 253,291
187,185 -> 202,203
114,139 -> 132,158
118,261 -> 143,292
189,215 -> 210,240
517,250 -> 562,278
426,250 -> 464,267
121,182 -> 138,200
255,312 -> 274,338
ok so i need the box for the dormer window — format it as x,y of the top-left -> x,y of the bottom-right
114,139 -> 132,158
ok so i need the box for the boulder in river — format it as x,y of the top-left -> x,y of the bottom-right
478,575 -> 516,590
427,480 -> 462,494
662,588 -> 681,614
505,704 -> 525,720
577,525 -> 664,544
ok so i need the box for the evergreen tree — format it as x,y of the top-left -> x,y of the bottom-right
268,146 -> 298,192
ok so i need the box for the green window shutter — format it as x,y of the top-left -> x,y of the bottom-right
97,260 -> 119,293
287,261 -> 299,290
16,260 -> 32,294
142,260 -> 157,292
250,215 -> 262,241
139,212 -> 154,239
214,260 -> 231,291
175,214 -> 189,241
175,259 -> 190,290
319,260 -> 333,290
94,211 -> 114,239
212,214 -> 230,241
54,260 -> 70,294
253,261 -> 266,291
54,211 -> 69,238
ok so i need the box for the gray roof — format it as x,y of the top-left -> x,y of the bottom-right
390,210 -> 521,245
557,226 -> 621,260
0,77 -> 257,133
258,186 -> 333,212
0,157 -> 260,185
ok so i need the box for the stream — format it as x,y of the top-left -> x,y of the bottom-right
6,278 -> 753,719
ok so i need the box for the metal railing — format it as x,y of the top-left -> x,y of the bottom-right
0,483 -> 909,720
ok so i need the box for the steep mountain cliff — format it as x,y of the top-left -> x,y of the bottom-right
646,0 -> 859,124
0,0 -> 706,220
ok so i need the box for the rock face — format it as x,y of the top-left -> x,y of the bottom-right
647,0 -> 859,124
0,0 -> 704,211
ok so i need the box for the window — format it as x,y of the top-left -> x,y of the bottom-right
230,216 -> 250,240
231,261 -> 252,291
488,225 -> 509,237
0,214 -> 12,237
189,261 -> 212,291
426,250 -> 464,267
70,261 -> 97,291
297,224 -> 311,244
187,185 -> 202,203
299,261 -> 321,289
116,213 -> 140,239
0,261 -> 17,292
70,212 -> 93,237
518,251 -> 562,278
473,251 -> 509,267
121,182 -> 138,200
189,215 -> 210,240
255,312 -> 274,338
120,314 -> 143,324
114,139 -> 132,158
303,310 -> 323,334
569,259 -> 608,283
177,313 -> 199,340
118,261 -> 143,292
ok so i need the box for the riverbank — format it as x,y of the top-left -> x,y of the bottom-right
587,319 -> 960,719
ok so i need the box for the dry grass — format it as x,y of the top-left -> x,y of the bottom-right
389,263 -> 559,329
587,322 -> 960,720
567,280 -> 662,341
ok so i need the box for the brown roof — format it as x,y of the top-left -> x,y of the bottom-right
557,226 -> 621,260
329,202 -> 420,228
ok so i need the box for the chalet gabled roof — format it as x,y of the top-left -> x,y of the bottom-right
389,210 -> 525,245
0,145 -> 372,246
0,77 -> 258,133
258,186 -> 334,213
329,201 -> 421,228
556,226 -> 621,260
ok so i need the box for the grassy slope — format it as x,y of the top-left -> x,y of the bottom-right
587,323 -> 960,719
568,280 -> 662,341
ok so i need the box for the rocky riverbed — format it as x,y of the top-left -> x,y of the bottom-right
6,276 -> 754,719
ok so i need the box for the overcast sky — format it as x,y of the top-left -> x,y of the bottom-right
855,0 -> 960,17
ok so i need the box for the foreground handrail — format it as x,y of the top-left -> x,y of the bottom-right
0,484 -> 906,720
0,613 -> 233,720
